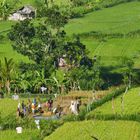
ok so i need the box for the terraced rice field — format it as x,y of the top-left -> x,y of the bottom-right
66,2 -> 140,35
0,129 -> 40,140
44,120 -> 140,140
82,37 -> 140,67
86,87 -> 140,119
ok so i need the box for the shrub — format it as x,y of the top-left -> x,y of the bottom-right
70,7 -> 85,18
0,114 -> 36,130
39,120 -> 63,139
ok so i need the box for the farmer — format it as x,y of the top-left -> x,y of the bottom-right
37,102 -> 44,114
49,98 -> 53,111
17,102 -> 21,117
53,105 -> 62,117
18,102 -> 21,110
75,97 -> 81,112
17,102 -> 24,118
27,99 -> 32,114
46,99 -> 51,111
21,100 -> 27,116
21,101 -> 25,111
32,100 -> 36,114
46,99 -> 53,111
37,102 -> 41,111
33,98 -> 37,106
23,105 -> 27,116
69,100 -> 78,115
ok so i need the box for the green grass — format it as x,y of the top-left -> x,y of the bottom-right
0,98 -> 34,118
0,21 -> 14,33
0,40 -> 30,64
81,37 -> 140,67
0,129 -> 40,140
0,98 -> 20,118
44,120 -> 140,140
86,87 -> 140,119
0,20 -> 30,63
66,2 -> 140,35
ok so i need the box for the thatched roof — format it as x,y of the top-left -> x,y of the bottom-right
18,5 -> 35,15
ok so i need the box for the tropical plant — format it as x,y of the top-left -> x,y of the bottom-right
0,0 -> 19,20
45,5 -> 69,31
0,57 -> 15,94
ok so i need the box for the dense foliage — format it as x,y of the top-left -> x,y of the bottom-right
6,3 -> 105,93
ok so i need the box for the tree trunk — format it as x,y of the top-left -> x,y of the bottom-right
5,80 -> 10,94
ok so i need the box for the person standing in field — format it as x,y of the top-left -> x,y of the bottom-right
17,102 -> 21,117
69,100 -> 78,115
76,97 -> 81,112
21,101 -> 25,110
32,99 -> 36,114
49,98 -> 53,111
27,99 -> 32,114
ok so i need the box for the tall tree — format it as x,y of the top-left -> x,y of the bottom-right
8,17 -> 102,92
8,20 -> 87,77
45,5 -> 69,31
0,58 -> 15,94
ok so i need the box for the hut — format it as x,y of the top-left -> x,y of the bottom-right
8,5 -> 36,21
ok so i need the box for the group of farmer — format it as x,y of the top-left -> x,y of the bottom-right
17,96 -> 82,118
17,98 -> 53,118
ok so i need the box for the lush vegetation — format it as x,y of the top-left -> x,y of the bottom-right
66,2 -> 140,35
0,0 -> 140,140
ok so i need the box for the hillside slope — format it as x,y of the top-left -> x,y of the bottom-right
1,1 -> 140,66
82,37 -> 140,67
66,1 -> 140,35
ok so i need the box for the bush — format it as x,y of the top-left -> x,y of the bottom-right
77,105 -> 87,120
70,7 -> 85,18
0,114 -> 17,130
62,114 -> 78,122
39,120 -> 63,139
0,114 -> 36,130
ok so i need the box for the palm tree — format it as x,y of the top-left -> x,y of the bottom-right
0,57 -> 15,94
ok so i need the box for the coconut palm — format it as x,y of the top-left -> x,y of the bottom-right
0,57 -> 15,94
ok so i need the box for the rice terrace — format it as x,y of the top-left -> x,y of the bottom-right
0,0 -> 140,140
